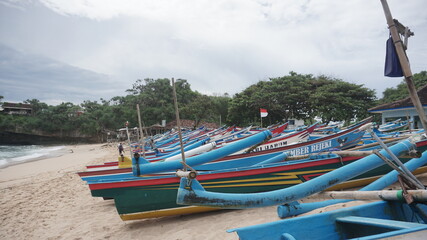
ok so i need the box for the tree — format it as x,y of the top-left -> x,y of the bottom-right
228,72 -> 315,125
381,71 -> 427,103
227,82 -> 267,126
310,77 -> 376,124
209,94 -> 231,125
126,78 -> 208,128
80,100 -> 113,138
267,72 -> 314,122
127,78 -> 174,126
228,72 -> 376,125
24,99 -> 48,116
181,93 -> 215,128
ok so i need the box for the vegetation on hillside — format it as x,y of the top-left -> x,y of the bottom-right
0,71 -> 425,141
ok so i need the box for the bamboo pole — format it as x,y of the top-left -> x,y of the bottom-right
349,137 -> 405,151
314,190 -> 427,201
125,121 -> 132,157
362,123 -> 425,189
136,104 -> 146,158
171,78 -> 187,170
380,0 -> 427,132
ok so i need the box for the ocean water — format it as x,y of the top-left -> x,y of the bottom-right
0,145 -> 66,169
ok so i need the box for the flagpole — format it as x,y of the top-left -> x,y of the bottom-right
380,0 -> 427,132
261,115 -> 263,128
260,108 -> 268,128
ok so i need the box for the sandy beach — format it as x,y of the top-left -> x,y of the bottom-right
0,143 -> 425,240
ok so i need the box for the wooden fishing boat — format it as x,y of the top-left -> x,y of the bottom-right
132,119 -> 369,176
86,124 -> 288,170
78,120 -> 366,182
228,200 -> 427,240
231,123 -> 316,155
76,121 -> 328,178
79,130 -> 272,181
175,135 -> 426,209
277,149 -> 427,218
86,137 -> 427,221
378,119 -> 409,133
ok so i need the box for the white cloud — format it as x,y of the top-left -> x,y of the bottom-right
0,44 -> 122,105
1,0 -> 426,104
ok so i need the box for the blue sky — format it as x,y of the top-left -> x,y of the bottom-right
1,0 -> 426,105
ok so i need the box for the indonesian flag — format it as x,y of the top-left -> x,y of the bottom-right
260,108 -> 268,118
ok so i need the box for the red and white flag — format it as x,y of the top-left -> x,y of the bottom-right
260,108 -> 268,118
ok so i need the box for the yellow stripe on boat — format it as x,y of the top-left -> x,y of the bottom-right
274,169 -> 336,176
120,206 -> 221,221
120,167 -> 427,221
139,169 -> 335,190
202,175 -> 299,185
117,156 -> 132,168
202,180 -> 303,188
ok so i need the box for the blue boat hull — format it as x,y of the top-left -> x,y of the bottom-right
228,201 -> 427,240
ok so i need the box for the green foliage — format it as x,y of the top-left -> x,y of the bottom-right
310,76 -> 376,123
227,82 -> 265,126
227,72 -> 376,126
24,99 -> 48,116
0,114 -> 17,131
181,93 -> 214,128
6,70 -> 425,140
267,72 -> 314,121
124,78 -> 220,129
126,78 -> 174,126
381,71 -> 427,103
209,93 -> 231,125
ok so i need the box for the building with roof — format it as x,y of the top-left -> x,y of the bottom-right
0,102 -> 33,116
368,84 -> 427,129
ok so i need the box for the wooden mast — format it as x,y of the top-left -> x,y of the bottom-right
171,78 -> 187,170
136,104 -> 145,158
380,0 -> 427,132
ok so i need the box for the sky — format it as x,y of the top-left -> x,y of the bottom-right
0,0 -> 426,105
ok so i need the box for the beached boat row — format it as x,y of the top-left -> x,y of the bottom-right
77,116 -> 427,229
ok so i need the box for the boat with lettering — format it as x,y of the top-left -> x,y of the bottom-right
175,134 -> 426,210
85,134 -> 426,221
228,150 -> 427,239
132,118 -> 370,176
78,119 -> 367,182
231,123 -> 316,155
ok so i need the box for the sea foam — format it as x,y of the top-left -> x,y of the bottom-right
0,145 -> 66,168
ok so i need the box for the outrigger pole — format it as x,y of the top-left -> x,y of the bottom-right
380,0 -> 427,132
171,78 -> 188,171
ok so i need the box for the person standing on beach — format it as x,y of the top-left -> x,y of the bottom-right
118,143 -> 124,156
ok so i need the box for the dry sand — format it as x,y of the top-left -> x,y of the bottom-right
0,143 -> 425,240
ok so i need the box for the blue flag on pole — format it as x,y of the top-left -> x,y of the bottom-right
384,34 -> 403,77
